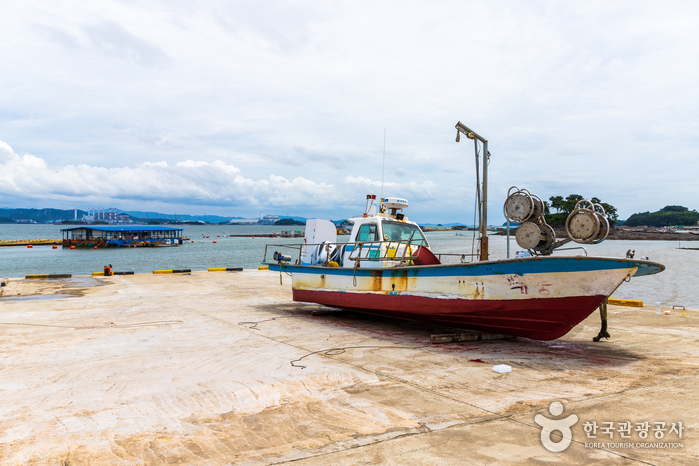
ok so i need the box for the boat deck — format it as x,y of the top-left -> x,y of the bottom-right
0,271 -> 696,464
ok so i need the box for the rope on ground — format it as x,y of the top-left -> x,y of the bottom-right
237,316 -> 300,330
290,344 -> 433,369
0,320 -> 183,330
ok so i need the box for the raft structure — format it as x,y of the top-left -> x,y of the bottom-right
61,225 -> 184,248
0,238 -> 61,247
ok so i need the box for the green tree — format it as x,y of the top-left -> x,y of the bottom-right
591,197 -> 618,225
543,194 -> 619,226
561,194 -> 584,214
549,196 -> 564,213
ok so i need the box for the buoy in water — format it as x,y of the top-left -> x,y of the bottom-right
27,245 -> 33,248
52,245 -> 57,249
213,241 -> 217,243
70,246 -> 76,249
94,246 -> 98,249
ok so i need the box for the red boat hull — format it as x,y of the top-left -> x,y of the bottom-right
293,289 -> 605,340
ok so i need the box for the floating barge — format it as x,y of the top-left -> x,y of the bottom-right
61,226 -> 184,248
0,238 -> 62,247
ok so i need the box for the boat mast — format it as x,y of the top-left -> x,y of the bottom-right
455,122 -> 489,261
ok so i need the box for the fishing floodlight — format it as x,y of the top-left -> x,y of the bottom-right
455,121 -> 476,142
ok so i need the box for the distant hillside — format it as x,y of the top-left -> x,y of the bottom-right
0,207 -> 309,225
116,210 -> 237,223
0,208 -> 86,222
624,206 -> 699,227
275,218 -> 305,225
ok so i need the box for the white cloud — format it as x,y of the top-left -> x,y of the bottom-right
0,141 -> 454,217
1,1 -> 698,221
0,141 -> 320,206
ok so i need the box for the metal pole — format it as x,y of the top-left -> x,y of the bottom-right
455,122 -> 489,261
507,218 -> 510,259
480,140 -> 488,261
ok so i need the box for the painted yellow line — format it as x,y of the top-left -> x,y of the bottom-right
153,270 -> 173,274
608,298 -> 643,307
208,268 -> 226,272
258,266 -> 269,270
92,272 -> 105,276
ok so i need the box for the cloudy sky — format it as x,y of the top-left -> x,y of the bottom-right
1,1 -> 697,223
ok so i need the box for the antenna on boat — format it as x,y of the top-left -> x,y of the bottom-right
380,127 -> 386,209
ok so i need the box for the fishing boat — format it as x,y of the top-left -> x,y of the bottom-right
264,122 -> 664,340
154,239 -> 178,247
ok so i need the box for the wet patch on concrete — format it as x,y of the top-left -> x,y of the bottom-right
0,276 -> 106,302
0,293 -> 75,302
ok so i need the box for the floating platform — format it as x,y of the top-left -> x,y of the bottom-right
0,272 -> 696,464
0,238 -> 61,247
61,225 -> 184,248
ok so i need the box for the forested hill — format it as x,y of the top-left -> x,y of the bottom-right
0,208 -> 87,222
624,206 -> 699,227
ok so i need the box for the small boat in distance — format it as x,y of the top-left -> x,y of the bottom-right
154,239 -> 178,247
264,122 -> 664,340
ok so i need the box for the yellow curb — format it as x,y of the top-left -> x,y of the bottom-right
608,298 -> 643,307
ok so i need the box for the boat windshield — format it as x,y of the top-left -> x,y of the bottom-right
381,221 -> 428,246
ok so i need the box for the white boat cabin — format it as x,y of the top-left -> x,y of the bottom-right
302,196 -> 432,268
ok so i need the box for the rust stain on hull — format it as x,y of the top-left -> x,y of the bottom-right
371,270 -> 383,292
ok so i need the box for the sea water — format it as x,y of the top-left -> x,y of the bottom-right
0,225 -> 697,308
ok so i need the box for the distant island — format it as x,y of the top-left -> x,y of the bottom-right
543,194 -> 618,226
623,206 -> 699,227
2,203 -> 698,231
496,197 -> 699,242
0,208 -> 304,226
275,218 -> 305,226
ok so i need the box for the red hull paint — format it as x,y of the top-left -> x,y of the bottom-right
293,289 -> 606,340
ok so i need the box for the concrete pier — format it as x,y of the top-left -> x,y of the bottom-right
0,271 -> 696,464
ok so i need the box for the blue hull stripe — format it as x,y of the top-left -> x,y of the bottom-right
267,256 -> 663,278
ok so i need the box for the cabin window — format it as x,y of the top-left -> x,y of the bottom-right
382,221 -> 428,246
356,223 -> 378,242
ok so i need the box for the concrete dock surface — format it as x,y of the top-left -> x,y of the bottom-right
0,271 -> 697,465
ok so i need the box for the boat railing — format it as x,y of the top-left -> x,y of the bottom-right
433,253 -> 480,264
263,241 -> 480,266
552,246 -> 588,256
348,240 -> 420,263
263,243 -> 304,264
263,240 -> 420,265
